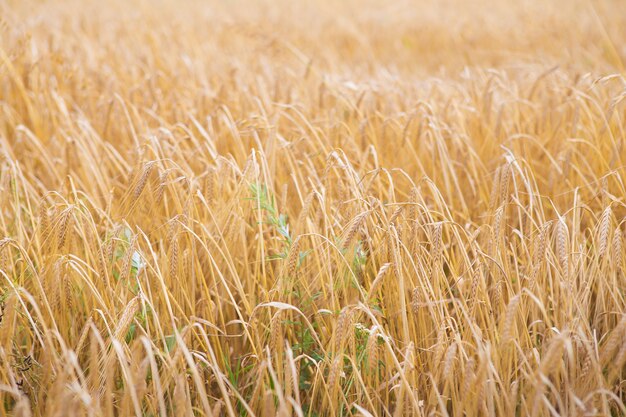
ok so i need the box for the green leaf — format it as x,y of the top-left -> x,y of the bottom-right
164,334 -> 177,353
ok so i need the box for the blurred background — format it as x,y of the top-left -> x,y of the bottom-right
3,0 -> 626,78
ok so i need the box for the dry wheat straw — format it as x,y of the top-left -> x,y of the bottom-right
3,2 -> 626,415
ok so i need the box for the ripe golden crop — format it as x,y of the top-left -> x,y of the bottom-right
1,0 -> 625,415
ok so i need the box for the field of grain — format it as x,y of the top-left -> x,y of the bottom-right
1,0 -> 626,416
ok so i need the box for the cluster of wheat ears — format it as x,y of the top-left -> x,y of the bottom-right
1,0 -> 626,416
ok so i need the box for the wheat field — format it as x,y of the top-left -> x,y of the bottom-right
1,0 -> 626,415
